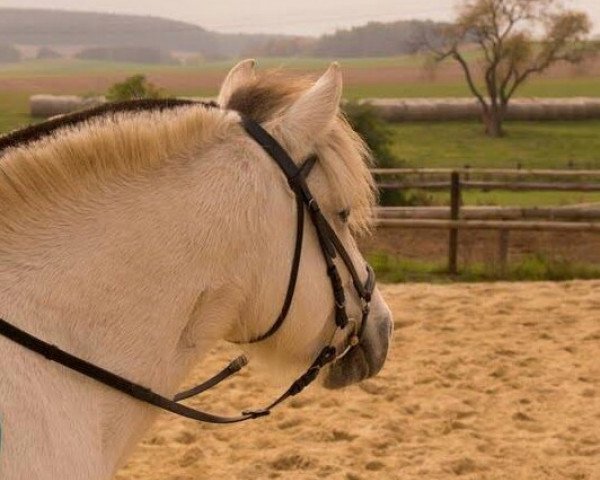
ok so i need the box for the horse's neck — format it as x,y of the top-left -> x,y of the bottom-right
0,168 -> 239,471
3,175 -> 196,364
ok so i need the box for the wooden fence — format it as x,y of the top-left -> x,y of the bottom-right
373,168 -> 600,274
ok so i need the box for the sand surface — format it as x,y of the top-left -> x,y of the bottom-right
115,281 -> 599,480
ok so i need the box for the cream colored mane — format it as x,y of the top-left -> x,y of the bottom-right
0,107 -> 230,230
0,71 -> 374,234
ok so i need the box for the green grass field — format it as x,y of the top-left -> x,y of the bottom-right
387,120 -> 600,206
368,251 -> 600,283
390,121 -> 600,169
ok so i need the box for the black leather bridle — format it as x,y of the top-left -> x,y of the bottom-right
0,101 -> 376,424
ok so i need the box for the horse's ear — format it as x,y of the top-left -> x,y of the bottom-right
218,59 -> 256,106
281,62 -> 342,146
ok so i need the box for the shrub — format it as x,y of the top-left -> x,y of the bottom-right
343,101 -> 432,206
106,75 -> 164,102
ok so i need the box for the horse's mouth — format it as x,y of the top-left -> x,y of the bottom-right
322,316 -> 391,389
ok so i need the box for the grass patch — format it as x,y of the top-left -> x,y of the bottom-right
385,120 -> 600,207
389,120 -> 600,170
368,251 -> 600,283
423,190 -> 600,207
0,91 -> 31,134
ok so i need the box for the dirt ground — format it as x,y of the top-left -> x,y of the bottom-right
115,281 -> 600,480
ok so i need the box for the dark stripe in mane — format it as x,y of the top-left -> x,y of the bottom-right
0,98 -> 217,157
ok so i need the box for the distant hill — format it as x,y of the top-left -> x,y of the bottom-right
0,8 -> 282,59
0,8 -> 445,60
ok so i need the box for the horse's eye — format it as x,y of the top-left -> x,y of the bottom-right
338,209 -> 350,223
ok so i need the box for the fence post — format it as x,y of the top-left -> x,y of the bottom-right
498,229 -> 510,274
448,171 -> 461,275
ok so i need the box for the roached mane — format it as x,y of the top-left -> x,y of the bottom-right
0,70 -> 375,232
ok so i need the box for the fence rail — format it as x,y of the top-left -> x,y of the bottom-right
378,181 -> 600,192
372,168 -> 600,177
376,206 -> 600,221
376,218 -> 600,232
372,168 -> 600,274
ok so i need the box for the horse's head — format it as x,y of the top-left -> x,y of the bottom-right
217,60 -> 392,390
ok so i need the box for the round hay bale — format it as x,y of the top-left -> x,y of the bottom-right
524,99 -> 546,121
580,98 -> 600,119
30,95 -> 106,118
433,99 -> 460,121
455,99 -> 480,120
406,99 -> 438,121
540,99 -> 563,121
364,97 -> 600,123
433,98 -> 478,120
553,99 -> 579,120
506,99 -> 532,121
366,99 -> 410,122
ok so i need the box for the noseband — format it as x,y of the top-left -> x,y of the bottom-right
0,101 -> 376,424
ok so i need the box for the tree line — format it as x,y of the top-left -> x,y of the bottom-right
0,8 -> 445,60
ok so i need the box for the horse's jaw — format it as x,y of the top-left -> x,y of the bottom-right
322,313 -> 392,389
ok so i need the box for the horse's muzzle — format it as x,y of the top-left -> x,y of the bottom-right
322,312 -> 392,389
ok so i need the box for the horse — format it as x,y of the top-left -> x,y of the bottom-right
0,60 -> 393,480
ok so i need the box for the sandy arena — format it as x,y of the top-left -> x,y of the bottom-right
115,281 -> 599,480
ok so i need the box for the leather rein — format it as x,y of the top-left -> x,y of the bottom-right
0,100 -> 376,424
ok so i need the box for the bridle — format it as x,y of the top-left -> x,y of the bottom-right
0,100 -> 376,424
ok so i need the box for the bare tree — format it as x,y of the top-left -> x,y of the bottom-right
424,0 -> 593,137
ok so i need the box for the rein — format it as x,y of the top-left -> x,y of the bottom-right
0,100 -> 376,424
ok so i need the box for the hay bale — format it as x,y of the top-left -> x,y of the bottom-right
361,99 -> 410,122
434,98 -> 479,120
580,98 -> 600,119
365,97 -> 600,123
550,100 -> 575,120
505,100 -> 529,121
540,99 -> 564,121
406,99 -> 439,121
524,99 -> 545,120
30,95 -> 106,118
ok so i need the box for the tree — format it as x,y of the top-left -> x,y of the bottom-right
425,0 -> 593,137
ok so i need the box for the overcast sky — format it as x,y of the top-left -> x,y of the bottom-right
2,0 -> 599,35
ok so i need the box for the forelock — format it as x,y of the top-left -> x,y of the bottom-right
224,70 -> 312,123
